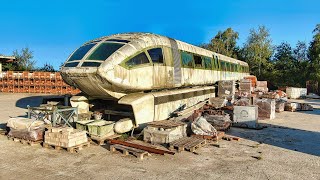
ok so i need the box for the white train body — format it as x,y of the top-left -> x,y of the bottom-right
60,33 -> 249,129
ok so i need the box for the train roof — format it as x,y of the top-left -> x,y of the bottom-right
84,33 -> 248,66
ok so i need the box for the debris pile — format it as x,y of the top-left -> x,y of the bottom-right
7,117 -> 45,142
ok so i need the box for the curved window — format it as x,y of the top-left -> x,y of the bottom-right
147,48 -> 163,63
181,51 -> 193,67
68,43 -> 96,61
87,43 -> 124,60
203,57 -> 212,69
64,62 -> 79,67
125,52 -> 150,67
106,39 -> 130,43
82,62 -> 101,67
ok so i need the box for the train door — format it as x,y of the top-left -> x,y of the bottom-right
147,47 -> 168,88
169,39 -> 182,87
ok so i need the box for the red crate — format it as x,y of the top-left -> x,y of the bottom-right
22,71 -> 29,79
7,71 -> 14,79
33,72 -> 40,79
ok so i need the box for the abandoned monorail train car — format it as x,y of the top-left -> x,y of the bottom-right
60,33 -> 249,132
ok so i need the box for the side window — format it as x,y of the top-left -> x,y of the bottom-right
194,55 -> 203,68
125,52 -> 150,67
203,57 -> 212,69
181,51 -> 194,67
147,48 -> 164,64
220,61 -> 225,71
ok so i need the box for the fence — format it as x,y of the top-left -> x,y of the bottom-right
0,71 -> 80,95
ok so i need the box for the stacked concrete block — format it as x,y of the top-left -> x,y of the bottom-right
233,106 -> 258,128
286,87 -> 307,99
144,124 -> 187,144
45,127 -> 88,148
255,99 -> 276,120
218,80 -> 236,97
275,101 -> 285,112
239,79 -> 253,96
255,81 -> 268,92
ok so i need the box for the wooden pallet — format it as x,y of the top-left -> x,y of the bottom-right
169,137 -> 206,153
7,136 -> 42,146
43,141 -> 90,153
89,134 -> 121,145
147,120 -> 186,129
110,144 -> 151,160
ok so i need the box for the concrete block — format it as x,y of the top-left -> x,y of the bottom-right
233,106 -> 258,128
143,124 -> 187,144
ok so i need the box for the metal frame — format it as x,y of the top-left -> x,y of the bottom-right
27,105 -> 78,127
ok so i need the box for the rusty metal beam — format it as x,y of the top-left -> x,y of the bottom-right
109,140 -> 175,155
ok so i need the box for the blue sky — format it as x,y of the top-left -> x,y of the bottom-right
0,0 -> 319,69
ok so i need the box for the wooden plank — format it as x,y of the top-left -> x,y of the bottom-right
109,140 -> 175,155
110,144 -> 150,160
90,134 -> 121,145
43,142 -> 90,153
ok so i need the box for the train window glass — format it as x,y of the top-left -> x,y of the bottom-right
220,61 -> 225,71
106,39 -> 130,43
227,62 -> 231,71
68,43 -> 96,61
125,52 -> 150,67
231,64 -> 235,72
194,55 -> 203,68
147,48 -> 163,63
81,62 -> 101,67
64,62 -> 79,67
203,57 -> 212,69
87,43 -> 124,60
181,52 -> 194,67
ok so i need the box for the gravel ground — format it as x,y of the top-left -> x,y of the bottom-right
0,93 -> 319,180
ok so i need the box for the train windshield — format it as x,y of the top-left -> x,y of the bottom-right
86,43 -> 124,60
68,43 -> 96,61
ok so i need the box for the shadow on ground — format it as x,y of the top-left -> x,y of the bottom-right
15,95 -> 66,109
228,123 -> 320,157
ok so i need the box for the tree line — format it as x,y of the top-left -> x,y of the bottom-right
201,24 -> 320,89
1,47 -> 56,72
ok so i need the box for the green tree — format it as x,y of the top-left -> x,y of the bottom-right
38,63 -> 56,72
273,42 -> 297,86
241,26 -> 273,79
294,41 -> 308,62
13,47 -> 36,71
308,24 -> 320,81
203,28 -> 239,58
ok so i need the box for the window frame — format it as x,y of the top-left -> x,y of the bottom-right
120,50 -> 152,69
180,51 -> 194,68
193,54 -> 204,69
67,43 -> 97,62
203,56 -> 213,70
146,47 -> 165,65
85,42 -> 125,61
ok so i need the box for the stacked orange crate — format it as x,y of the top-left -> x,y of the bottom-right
33,72 -> 40,93
29,72 -> 35,93
22,71 -> 29,93
44,72 -> 51,94
55,72 -> 62,94
17,72 -> 24,93
7,71 -> 14,93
